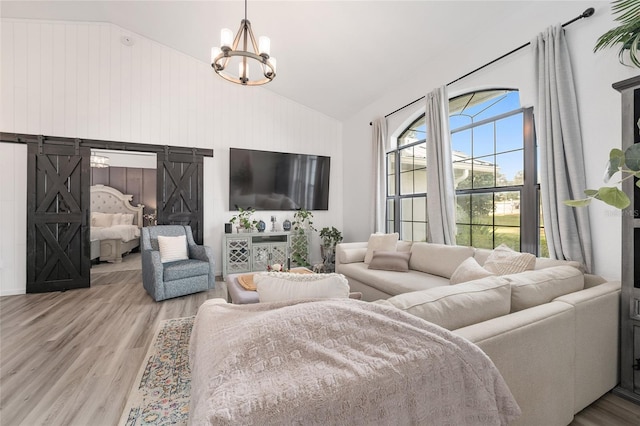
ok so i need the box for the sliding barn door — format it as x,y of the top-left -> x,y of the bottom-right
27,139 -> 91,293
157,149 -> 204,244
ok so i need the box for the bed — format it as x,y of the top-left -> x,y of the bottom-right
90,184 -> 144,263
189,298 -> 521,425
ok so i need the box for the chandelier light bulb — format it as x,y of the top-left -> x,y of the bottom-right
211,46 -> 221,64
221,28 -> 234,48
239,62 -> 249,81
258,36 -> 271,56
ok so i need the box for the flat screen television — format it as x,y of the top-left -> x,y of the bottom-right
229,148 -> 331,211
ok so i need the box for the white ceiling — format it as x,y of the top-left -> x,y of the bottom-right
1,1 -> 602,121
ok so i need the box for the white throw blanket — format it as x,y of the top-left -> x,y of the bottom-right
91,225 -> 140,242
189,299 -> 521,425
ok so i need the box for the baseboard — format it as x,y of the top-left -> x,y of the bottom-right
612,386 -> 640,405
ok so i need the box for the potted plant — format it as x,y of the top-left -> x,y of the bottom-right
319,226 -> 343,272
229,207 -> 258,232
594,0 -> 640,67
290,208 -> 316,267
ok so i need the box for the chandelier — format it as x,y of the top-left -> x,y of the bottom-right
210,0 -> 276,86
90,152 -> 109,168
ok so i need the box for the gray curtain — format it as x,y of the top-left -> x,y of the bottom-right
426,86 -> 457,245
533,24 -> 593,272
372,117 -> 389,233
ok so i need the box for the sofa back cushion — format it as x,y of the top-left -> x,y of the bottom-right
376,276 -> 511,330
409,243 -> 475,279
505,265 -> 584,312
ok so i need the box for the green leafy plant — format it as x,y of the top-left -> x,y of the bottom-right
565,118 -> 640,209
319,226 -> 343,249
290,209 -> 315,267
594,0 -> 640,67
229,207 -> 258,231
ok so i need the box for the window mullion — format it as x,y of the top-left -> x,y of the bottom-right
520,107 -> 537,255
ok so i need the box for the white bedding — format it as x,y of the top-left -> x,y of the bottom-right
91,225 -> 140,242
189,298 -> 521,425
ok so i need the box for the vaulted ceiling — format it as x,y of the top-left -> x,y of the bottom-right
1,1 -> 602,121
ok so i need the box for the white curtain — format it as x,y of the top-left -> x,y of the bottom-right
372,117 -> 389,233
426,86 -> 457,245
533,25 -> 593,272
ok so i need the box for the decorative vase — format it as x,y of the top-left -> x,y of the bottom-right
283,219 -> 291,231
257,220 -> 266,232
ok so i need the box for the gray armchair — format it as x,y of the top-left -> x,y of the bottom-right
141,225 -> 215,301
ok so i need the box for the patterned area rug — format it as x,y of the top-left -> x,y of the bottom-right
119,316 -> 195,426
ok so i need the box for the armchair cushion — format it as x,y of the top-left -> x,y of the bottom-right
164,259 -> 211,281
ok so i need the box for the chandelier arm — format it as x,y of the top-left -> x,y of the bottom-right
245,21 -> 268,76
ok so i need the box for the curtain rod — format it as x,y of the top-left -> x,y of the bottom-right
369,7 -> 595,126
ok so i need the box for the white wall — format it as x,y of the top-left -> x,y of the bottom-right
342,2 -> 638,280
0,18 -> 342,295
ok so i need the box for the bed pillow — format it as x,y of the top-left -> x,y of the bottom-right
483,244 -> 536,275
254,272 -> 350,302
157,235 -> 189,263
113,213 -> 133,225
92,212 -> 113,228
450,257 -> 495,284
368,251 -> 411,272
364,233 -> 399,264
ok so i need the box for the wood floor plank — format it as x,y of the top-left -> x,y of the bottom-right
1,267 -> 225,426
2,265 -> 640,425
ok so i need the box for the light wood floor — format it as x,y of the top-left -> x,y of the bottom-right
1,268 -> 640,426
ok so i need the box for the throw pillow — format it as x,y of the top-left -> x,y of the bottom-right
483,244 -> 536,275
157,235 -> 189,263
92,212 -> 113,228
364,233 -> 399,264
450,257 -> 495,284
368,251 -> 411,272
254,272 -> 350,302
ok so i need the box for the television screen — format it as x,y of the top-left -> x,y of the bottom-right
229,148 -> 331,211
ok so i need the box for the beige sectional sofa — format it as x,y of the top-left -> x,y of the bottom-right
335,240 -> 621,426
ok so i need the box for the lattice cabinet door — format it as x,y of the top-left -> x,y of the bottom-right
224,236 -> 251,276
270,244 -> 288,266
252,244 -> 271,271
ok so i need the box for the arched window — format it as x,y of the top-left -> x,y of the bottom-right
386,89 -> 547,255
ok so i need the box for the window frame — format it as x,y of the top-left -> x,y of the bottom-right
385,92 -> 542,255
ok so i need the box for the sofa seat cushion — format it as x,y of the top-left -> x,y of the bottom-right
409,243 -> 475,279
376,276 -> 511,330
339,262 -> 448,296
504,265 -> 585,312
163,259 -> 210,281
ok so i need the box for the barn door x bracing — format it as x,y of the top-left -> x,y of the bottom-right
157,149 -> 204,244
27,138 -> 91,293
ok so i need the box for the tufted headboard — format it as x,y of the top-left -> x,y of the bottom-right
90,185 -> 145,227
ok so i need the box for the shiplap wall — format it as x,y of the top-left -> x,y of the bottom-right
0,18 -> 343,295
